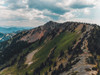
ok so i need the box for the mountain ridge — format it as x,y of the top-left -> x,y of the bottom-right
0,21 -> 100,75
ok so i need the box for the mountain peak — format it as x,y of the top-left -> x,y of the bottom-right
0,21 -> 100,75
44,21 -> 59,26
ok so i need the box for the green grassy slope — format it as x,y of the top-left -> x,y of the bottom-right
0,31 -> 80,75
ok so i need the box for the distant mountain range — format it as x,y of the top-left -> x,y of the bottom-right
0,27 -> 32,33
0,32 -> 15,42
0,27 -> 32,42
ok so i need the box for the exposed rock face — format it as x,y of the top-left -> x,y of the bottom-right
0,21 -> 100,75
20,28 -> 46,43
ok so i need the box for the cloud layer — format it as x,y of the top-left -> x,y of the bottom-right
0,0 -> 99,27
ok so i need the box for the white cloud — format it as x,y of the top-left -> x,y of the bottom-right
0,7 -> 47,21
83,8 -> 90,15
0,0 -> 5,5
0,0 -> 100,27
60,12 -> 75,20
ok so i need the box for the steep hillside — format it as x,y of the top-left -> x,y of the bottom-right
0,21 -> 100,75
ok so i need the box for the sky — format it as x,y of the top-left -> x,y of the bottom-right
0,0 -> 100,27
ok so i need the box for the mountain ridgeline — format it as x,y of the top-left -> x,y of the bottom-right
0,21 -> 100,75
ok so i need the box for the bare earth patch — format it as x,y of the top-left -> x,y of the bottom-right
25,49 -> 39,65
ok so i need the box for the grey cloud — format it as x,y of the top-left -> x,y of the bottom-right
6,0 -> 68,14
28,0 -> 69,15
8,4 -> 26,10
0,16 -> 28,21
70,1 -> 95,9
6,0 -> 26,10
5,0 -> 95,14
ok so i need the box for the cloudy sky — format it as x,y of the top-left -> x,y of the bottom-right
0,0 -> 100,27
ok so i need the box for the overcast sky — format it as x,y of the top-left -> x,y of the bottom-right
0,0 -> 100,27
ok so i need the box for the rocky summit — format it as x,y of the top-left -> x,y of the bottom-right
0,21 -> 100,75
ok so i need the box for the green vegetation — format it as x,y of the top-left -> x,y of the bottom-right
1,22 -> 99,75
28,31 -> 80,75
0,31 -> 80,75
